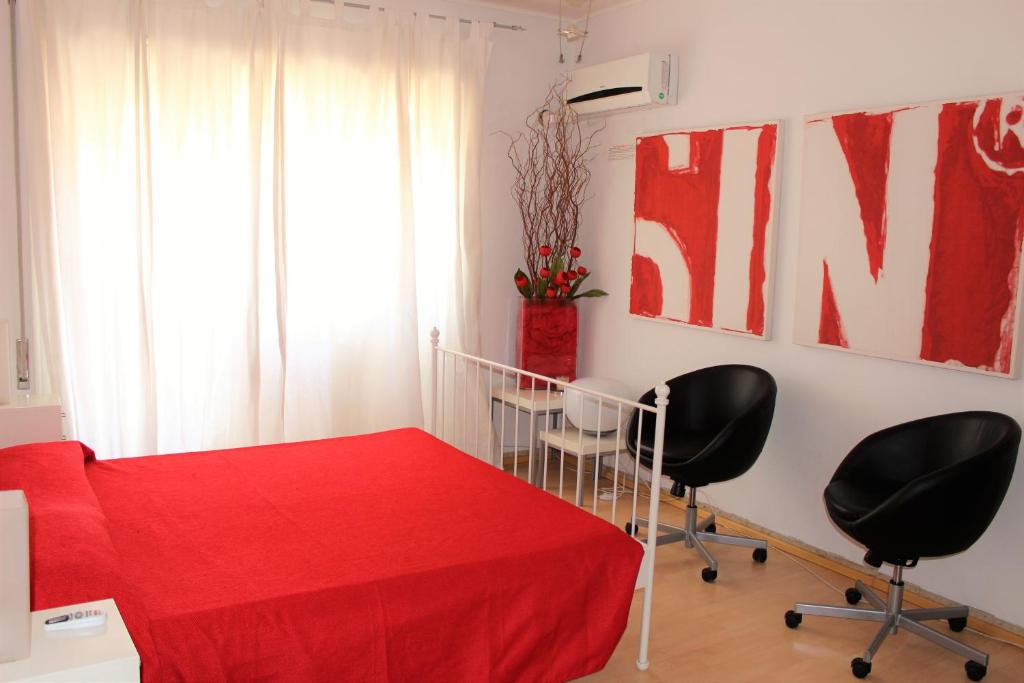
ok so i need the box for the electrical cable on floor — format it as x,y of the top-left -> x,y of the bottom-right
963,626 -> 1024,651
597,471 -> 656,498
773,544 -> 856,599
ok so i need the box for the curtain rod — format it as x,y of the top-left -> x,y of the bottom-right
3,0 -> 525,31
7,0 -> 28,387
319,1 -> 527,31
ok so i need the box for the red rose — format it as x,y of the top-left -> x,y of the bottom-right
539,267 -> 551,278
570,246 -> 582,258
566,270 -> 578,281
539,245 -> 552,257
554,271 -> 567,286
515,274 -> 528,287
560,284 -> 571,294
546,287 -> 557,298
577,266 -> 588,276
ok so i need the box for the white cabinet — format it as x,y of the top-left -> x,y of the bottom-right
0,599 -> 140,682
0,396 -> 63,449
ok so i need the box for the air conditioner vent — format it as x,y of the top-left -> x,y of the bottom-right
566,52 -> 678,117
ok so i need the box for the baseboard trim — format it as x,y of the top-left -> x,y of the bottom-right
658,495 -> 1024,647
501,451 -> 531,467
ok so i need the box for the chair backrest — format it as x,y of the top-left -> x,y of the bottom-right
628,365 -> 777,482
665,365 -> 776,434
830,411 -> 1021,561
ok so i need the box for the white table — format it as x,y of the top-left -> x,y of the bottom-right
490,385 -> 564,482
490,385 -> 564,414
0,599 -> 140,682
539,428 -> 628,506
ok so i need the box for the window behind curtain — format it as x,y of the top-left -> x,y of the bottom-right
15,0 -> 492,457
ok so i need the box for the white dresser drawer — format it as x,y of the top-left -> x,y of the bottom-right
0,397 -> 63,449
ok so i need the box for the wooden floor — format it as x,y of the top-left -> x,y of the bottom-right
505,461 -> 1024,682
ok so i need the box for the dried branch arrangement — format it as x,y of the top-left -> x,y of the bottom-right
505,80 -> 606,301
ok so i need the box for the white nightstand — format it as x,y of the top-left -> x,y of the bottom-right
491,385 -> 565,481
490,385 -> 565,415
539,429 -> 628,506
0,599 -> 140,682
0,396 -> 63,449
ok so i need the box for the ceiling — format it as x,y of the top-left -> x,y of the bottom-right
466,0 -> 638,19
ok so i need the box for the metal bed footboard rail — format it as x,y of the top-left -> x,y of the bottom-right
428,328 -> 669,670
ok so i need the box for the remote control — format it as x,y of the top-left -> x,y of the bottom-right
43,608 -> 107,631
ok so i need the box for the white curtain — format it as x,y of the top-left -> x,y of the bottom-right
15,0 -> 492,457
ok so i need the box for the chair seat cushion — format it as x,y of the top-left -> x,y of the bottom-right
653,429 -> 726,487
824,480 -> 899,523
662,429 -> 719,465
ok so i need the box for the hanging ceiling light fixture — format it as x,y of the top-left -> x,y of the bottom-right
557,0 -> 593,64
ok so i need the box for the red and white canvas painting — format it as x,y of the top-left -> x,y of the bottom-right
630,122 -> 780,338
793,93 -> 1024,377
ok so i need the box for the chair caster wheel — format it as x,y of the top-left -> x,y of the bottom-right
784,610 -> 802,629
851,657 -> 871,679
845,588 -> 862,605
965,660 -> 986,681
705,523 -> 717,534
701,567 -> 717,583
752,547 -> 767,563
948,617 -> 967,632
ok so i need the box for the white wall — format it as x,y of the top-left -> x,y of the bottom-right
560,0 -> 1024,626
0,6 -> 20,396
471,8 -> 562,362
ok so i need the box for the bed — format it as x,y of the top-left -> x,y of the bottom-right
0,427 -> 644,682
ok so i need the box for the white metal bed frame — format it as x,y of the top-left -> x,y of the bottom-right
428,329 -> 669,671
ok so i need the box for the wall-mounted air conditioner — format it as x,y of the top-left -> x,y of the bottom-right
566,52 -> 678,117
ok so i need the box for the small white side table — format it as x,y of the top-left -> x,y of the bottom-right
491,385 -> 564,481
539,429 -> 628,506
0,599 -> 140,683
490,385 -> 565,415
0,396 -> 63,449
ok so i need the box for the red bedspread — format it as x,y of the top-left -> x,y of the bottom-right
1,429 -> 642,682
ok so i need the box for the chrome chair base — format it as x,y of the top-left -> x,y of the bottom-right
633,487 -> 767,581
787,565 -> 988,679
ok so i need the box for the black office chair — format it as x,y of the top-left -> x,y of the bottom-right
625,365 -> 777,582
784,411 -> 1020,681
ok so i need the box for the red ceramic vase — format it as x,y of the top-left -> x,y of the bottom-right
516,300 -> 578,389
